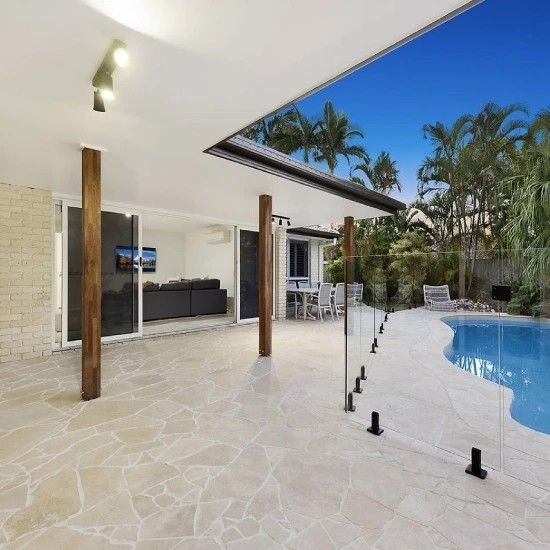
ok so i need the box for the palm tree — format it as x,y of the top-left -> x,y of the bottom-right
352,151 -> 401,194
268,107 -> 320,163
240,110 -> 296,153
417,115 -> 472,297
410,192 -> 455,249
314,101 -> 366,173
465,102 -> 528,249
503,111 -> 550,279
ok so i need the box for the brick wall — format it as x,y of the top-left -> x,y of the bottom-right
0,182 -> 52,362
274,226 -> 287,320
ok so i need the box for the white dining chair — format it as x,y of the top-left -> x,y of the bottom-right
286,282 -> 300,319
355,283 -> 363,305
332,282 -> 345,320
308,283 -> 334,321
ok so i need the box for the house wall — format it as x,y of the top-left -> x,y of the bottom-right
275,226 -> 287,320
309,240 -> 321,283
0,182 -> 52,362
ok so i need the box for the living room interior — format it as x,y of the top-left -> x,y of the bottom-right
141,212 -> 235,336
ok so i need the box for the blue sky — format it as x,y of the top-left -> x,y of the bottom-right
290,0 -> 550,204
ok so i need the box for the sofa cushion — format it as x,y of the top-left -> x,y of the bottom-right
143,283 -> 160,292
191,278 -> 220,290
190,289 -> 227,316
161,281 -> 192,291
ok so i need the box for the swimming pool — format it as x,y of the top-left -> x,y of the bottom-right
444,316 -> 550,435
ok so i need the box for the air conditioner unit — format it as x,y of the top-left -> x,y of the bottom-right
204,226 -> 232,244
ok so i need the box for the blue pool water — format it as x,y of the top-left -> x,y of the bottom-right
444,316 -> 550,434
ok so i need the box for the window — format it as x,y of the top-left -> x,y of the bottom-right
289,239 -> 308,278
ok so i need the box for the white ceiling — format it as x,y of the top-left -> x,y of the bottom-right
0,0 -> 477,227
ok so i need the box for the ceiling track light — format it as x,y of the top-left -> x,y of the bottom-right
272,214 -> 291,228
92,39 -> 128,112
93,90 -> 105,113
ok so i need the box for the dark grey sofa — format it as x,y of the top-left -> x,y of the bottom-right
143,279 -> 227,321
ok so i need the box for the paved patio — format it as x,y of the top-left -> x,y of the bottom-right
1,320 -> 549,549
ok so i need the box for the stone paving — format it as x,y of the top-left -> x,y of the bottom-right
0,320 -> 549,549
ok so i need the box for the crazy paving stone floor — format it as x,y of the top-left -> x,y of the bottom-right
0,320 -> 549,549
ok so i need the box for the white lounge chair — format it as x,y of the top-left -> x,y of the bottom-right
423,285 -> 457,311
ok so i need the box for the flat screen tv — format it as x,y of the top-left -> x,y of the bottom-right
115,246 -> 156,272
142,247 -> 157,272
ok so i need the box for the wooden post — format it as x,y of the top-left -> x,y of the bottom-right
81,148 -> 102,400
259,195 -> 272,356
343,216 -> 354,411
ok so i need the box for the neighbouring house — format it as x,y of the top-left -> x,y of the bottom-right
286,226 -> 339,286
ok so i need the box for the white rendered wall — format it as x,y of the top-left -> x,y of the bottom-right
184,227 -> 235,298
142,228 -> 186,284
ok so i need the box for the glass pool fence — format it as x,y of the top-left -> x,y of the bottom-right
344,249 -> 549,490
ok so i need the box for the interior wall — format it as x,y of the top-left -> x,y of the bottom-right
184,226 -> 235,298
142,228 -> 186,284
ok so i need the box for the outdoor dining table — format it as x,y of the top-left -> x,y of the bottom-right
288,287 -> 319,320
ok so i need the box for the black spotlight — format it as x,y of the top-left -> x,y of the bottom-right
91,39 -> 128,112
279,218 -> 283,226
93,90 -> 105,113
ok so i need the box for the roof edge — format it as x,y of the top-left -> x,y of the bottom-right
206,136 -> 406,215
288,227 -> 339,240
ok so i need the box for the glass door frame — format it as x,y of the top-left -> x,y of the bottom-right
59,198 -> 143,348
235,226 -> 275,324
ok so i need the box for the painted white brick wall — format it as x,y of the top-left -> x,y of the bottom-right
0,182 -> 52,362
274,226 -> 287,320
310,240 -> 321,284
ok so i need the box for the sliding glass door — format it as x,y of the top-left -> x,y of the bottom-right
236,228 -> 275,323
237,229 -> 260,322
62,201 -> 141,346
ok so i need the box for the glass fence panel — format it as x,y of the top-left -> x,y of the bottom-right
345,257 -> 374,411
501,248 -> 550,490
346,250 -> 502,471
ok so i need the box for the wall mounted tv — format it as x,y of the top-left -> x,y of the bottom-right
142,247 -> 156,272
115,246 -> 156,272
